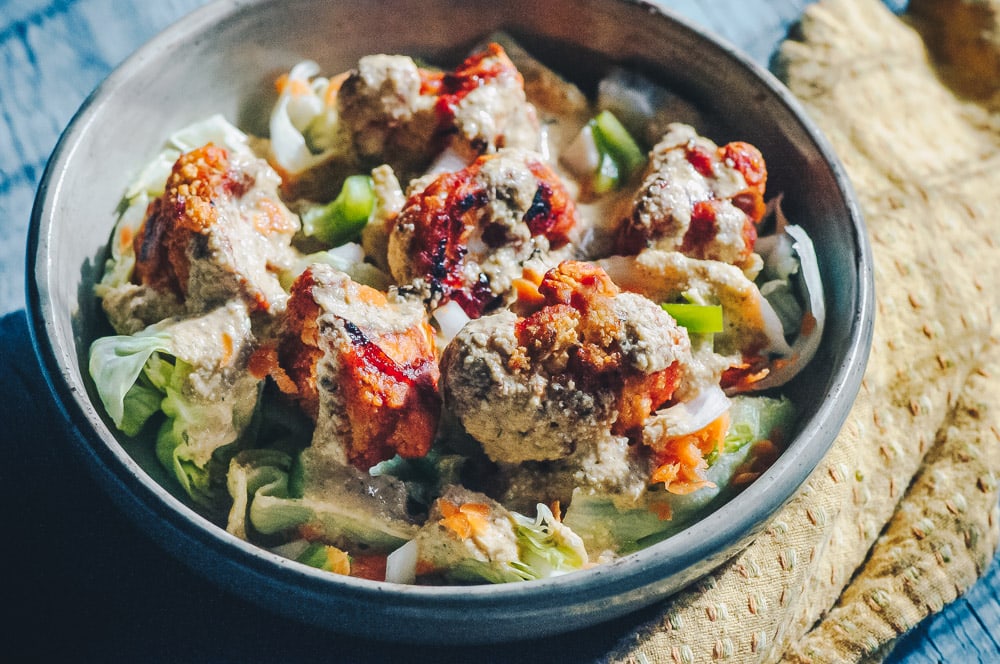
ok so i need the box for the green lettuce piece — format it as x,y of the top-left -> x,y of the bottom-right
413,496 -> 588,585
248,493 -> 416,551
511,503 -> 588,578
445,559 -> 533,584
301,174 -> 375,246
89,329 -> 175,431
88,305 -> 262,512
245,449 -> 418,551
226,449 -> 294,539
442,504 -> 590,584
153,358 -> 261,510
564,394 -> 797,553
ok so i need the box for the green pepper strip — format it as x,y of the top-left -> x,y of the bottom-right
301,174 -> 375,246
661,303 -> 724,334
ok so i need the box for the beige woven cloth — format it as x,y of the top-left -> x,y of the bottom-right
609,0 -> 1000,661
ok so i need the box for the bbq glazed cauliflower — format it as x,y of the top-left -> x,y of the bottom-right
440,261 -> 692,465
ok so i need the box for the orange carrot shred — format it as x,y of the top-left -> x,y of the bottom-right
220,332 -> 233,365
437,498 -> 459,518
441,513 -> 472,539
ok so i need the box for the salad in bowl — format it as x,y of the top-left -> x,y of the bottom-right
86,37 -> 826,586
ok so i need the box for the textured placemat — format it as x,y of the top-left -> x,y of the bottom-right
608,0 -> 1000,661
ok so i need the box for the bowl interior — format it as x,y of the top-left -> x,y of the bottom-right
27,0 -> 872,644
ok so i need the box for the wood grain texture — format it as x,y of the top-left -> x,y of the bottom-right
0,0 -> 207,316
0,1 -> 996,661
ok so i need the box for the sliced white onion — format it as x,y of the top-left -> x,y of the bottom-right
559,123 -> 600,178
384,539 -> 419,584
758,291 -> 794,356
269,60 -> 336,175
432,300 -> 471,344
425,143 -> 474,177
647,385 -> 731,439
324,241 -> 366,265
270,538 -> 312,561
743,224 -> 826,392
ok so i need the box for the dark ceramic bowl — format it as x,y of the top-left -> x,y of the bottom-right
27,0 -> 873,645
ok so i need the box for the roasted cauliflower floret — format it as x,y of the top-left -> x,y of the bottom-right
131,143 -> 300,317
599,248 -> 792,395
440,261 -> 691,465
333,43 -> 541,183
273,263 -> 441,470
422,42 -> 542,158
615,123 -> 767,271
336,54 -> 441,178
388,148 -> 577,317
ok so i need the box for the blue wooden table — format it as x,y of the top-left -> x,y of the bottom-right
1,1 -> 996,661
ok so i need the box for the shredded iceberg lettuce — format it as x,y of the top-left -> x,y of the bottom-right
242,449 -> 418,551
406,497 -> 589,585
564,394 -> 797,553
268,60 -> 340,175
88,305 -> 262,511
511,503 -> 588,578
89,329 -> 175,431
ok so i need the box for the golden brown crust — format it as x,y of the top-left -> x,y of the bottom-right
514,261 -> 684,441
133,144 -> 249,297
278,266 -> 441,470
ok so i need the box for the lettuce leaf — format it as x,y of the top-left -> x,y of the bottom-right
88,304 -> 262,512
564,394 -> 797,553
405,494 -> 588,585
511,503 -> 588,578
244,448 -> 418,551
268,60 -> 340,175
89,329 -> 175,430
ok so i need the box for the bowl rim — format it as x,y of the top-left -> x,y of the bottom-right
25,0 -> 874,643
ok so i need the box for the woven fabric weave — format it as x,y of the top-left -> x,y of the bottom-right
610,0 -> 1000,661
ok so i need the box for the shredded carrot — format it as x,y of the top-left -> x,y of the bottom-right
275,74 -> 311,97
730,439 -> 781,487
459,502 -> 491,519
415,559 -> 437,577
550,500 -> 562,522
298,523 -> 324,541
722,359 -> 771,392
437,498 -> 459,518
731,471 -> 761,486
438,499 -> 491,539
441,513 -> 472,539
512,277 -> 546,310
650,501 -> 673,521
521,265 -> 545,285
459,503 -> 490,537
253,198 -> 297,235
220,332 -> 233,365
118,225 -> 134,252
800,312 -> 817,336
324,71 -> 350,106
325,546 -> 352,575
648,413 -> 729,494
274,72 -> 289,94
650,462 -> 679,486
248,345 -> 298,394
